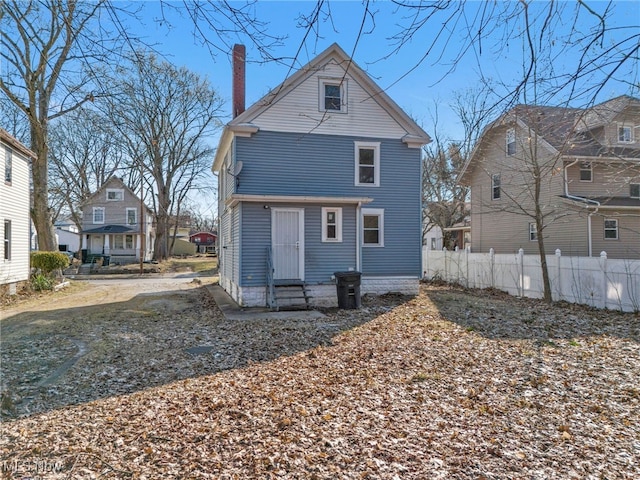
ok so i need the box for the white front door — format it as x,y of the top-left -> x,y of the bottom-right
272,208 -> 304,280
90,235 -> 104,254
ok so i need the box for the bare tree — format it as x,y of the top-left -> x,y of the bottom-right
101,52 -> 223,261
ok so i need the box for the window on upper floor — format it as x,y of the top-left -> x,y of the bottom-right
529,223 -> 538,241
604,219 -> 618,240
319,78 -> 347,113
618,125 -> 633,143
630,184 -> 640,199
106,189 -> 124,201
126,208 -> 137,225
506,128 -> 516,156
322,207 -> 342,242
3,220 -> 10,260
492,173 -> 501,200
362,208 -> 384,247
579,162 -> 592,182
4,147 -> 12,184
93,207 -> 105,224
355,141 -> 380,187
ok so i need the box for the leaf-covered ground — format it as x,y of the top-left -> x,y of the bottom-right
1,283 -> 639,479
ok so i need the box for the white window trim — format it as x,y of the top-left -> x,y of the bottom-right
362,208 -> 384,247
321,207 -> 343,242
126,207 -> 137,225
318,78 -> 347,113
631,183 -> 640,199
93,207 -> 105,224
579,162 -> 592,182
106,188 -> 124,201
491,173 -> 501,200
354,141 -> 380,187
604,219 -> 618,240
4,219 -> 11,260
617,124 -> 633,143
529,223 -> 538,241
506,128 -> 516,156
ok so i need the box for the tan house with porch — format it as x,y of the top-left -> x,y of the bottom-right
81,177 -> 155,264
458,95 -> 640,259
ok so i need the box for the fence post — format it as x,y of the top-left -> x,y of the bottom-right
465,246 -> 470,288
600,251 -> 607,309
555,249 -> 562,301
489,248 -> 495,289
518,248 -> 525,297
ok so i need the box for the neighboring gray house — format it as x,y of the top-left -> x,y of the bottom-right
1,129 -> 34,290
81,177 -> 155,264
213,43 -> 431,308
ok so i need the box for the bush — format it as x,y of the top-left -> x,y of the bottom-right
31,273 -> 53,291
30,251 -> 69,275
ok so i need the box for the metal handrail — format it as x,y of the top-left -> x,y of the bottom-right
266,247 -> 276,310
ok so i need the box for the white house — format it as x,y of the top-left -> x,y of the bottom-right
1,129 -> 34,291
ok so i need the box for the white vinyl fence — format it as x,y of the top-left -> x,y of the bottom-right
423,247 -> 640,313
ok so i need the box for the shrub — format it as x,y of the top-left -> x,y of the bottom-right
31,273 -> 53,291
30,251 -> 69,275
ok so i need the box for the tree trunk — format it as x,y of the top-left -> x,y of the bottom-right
30,122 -> 56,251
536,217 -> 553,304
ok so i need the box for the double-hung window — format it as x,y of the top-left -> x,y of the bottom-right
126,208 -> 137,225
529,223 -> 538,241
579,162 -> 592,182
492,173 -> 501,200
3,220 -> 10,260
506,128 -> 516,156
631,184 -> 640,199
604,219 -> 618,240
362,208 -> 384,247
355,142 -> 380,187
618,125 -> 633,143
322,207 -> 342,242
319,78 -> 347,113
93,207 -> 105,224
4,147 -> 12,183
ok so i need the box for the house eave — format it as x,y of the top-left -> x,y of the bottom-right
212,124 -> 260,173
226,194 -> 373,208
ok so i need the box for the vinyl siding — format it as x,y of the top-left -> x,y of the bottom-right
235,130 -> 422,278
591,212 -> 640,259
240,202 -> 358,287
81,178 -> 145,231
566,161 -> 640,198
250,59 -> 408,139
0,142 -> 31,284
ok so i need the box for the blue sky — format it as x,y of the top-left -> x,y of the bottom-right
133,0 -> 638,142
126,1 -> 639,216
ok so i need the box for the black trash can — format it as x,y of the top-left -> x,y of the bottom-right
334,271 -> 362,309
81,249 -> 88,263
102,255 -> 110,266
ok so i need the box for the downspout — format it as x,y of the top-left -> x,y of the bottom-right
356,201 -> 362,272
564,159 -> 600,257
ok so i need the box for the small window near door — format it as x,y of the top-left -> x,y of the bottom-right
604,219 -> 618,240
322,207 -> 342,242
362,208 -> 384,247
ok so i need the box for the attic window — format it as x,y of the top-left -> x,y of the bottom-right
319,78 -> 347,113
106,189 -> 124,201
618,125 -> 633,143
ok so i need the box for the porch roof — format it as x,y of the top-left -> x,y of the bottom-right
82,225 -> 137,234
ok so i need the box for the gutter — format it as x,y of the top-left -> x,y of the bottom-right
564,159 -> 601,257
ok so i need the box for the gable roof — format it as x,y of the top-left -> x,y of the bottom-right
0,128 -> 36,161
213,43 -> 430,172
458,97 -> 640,185
81,176 -> 152,212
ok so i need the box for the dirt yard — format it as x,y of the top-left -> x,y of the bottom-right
1,272 -> 638,479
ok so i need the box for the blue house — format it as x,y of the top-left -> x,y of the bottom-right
213,43 -> 431,308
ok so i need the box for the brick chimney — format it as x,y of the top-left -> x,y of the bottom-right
232,44 -> 246,118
